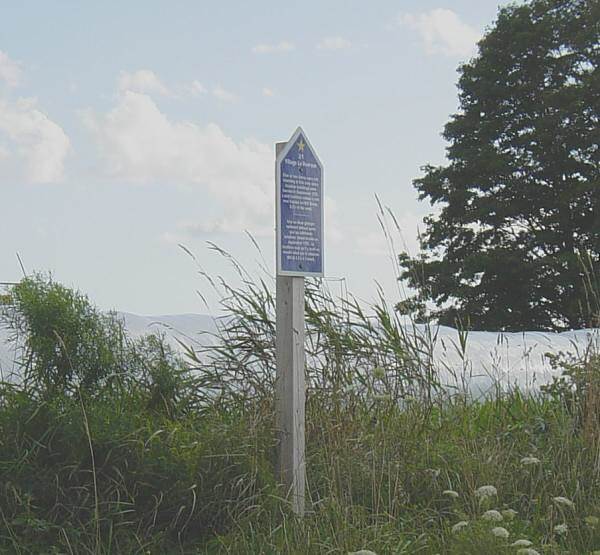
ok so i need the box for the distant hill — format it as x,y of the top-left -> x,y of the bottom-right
118,312 -> 218,348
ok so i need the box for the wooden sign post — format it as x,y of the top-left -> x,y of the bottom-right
275,128 -> 324,516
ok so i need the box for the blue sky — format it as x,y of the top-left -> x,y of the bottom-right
0,0 -> 508,315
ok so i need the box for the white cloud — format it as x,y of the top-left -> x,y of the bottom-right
118,69 -> 171,96
83,90 -> 272,235
117,70 -> 237,103
252,41 -> 295,54
0,97 -> 70,183
212,85 -> 238,103
0,51 -> 22,87
397,9 -> 480,57
189,80 -> 207,96
317,36 -> 352,51
262,87 -> 275,97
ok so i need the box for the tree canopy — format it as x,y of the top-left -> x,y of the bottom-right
399,0 -> 600,331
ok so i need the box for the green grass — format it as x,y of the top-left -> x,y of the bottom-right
0,274 -> 599,554
3,384 -> 599,554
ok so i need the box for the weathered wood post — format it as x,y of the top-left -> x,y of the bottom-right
275,128 -> 323,516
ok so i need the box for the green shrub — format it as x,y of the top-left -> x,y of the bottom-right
3,274 -> 127,396
0,275 -> 276,553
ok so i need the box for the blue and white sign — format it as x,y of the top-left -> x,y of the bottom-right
276,127 -> 324,277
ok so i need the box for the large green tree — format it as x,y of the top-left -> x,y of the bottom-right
400,0 -> 600,331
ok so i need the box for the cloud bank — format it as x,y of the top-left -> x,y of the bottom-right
397,9 -> 480,58
118,69 -> 171,96
0,99 -> 70,183
0,51 -> 70,184
84,88 -> 272,235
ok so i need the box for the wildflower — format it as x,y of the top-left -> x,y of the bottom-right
516,549 -> 541,555
482,509 -> 503,522
426,468 -> 441,479
451,520 -> 469,533
442,489 -> 459,498
552,496 -> 574,509
491,526 -> 509,539
554,523 -> 568,535
511,539 -> 533,547
502,508 -> 518,520
520,456 -> 540,466
585,515 -> 600,528
372,366 -> 385,379
475,485 -> 497,499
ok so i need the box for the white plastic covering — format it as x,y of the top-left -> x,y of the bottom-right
1,313 -> 598,394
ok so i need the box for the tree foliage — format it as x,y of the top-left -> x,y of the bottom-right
400,0 -> 599,331
2,274 -> 190,411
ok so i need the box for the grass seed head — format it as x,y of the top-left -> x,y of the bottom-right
442,489 -> 459,498
521,456 -> 541,466
451,520 -> 469,533
553,496 -> 574,509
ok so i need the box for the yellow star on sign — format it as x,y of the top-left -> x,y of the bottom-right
297,137 -> 305,152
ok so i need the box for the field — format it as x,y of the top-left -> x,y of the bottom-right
0,275 -> 599,554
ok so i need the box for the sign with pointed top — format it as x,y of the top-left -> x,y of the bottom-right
276,127 -> 324,277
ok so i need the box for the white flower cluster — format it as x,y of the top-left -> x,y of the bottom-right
491,526 -> 509,539
475,485 -> 497,499
554,523 -> 568,535
482,509 -> 503,522
447,481 -> 583,553
511,539 -> 540,554
511,539 -> 533,547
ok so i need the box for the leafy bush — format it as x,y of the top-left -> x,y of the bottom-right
0,275 -> 275,553
3,275 -> 127,396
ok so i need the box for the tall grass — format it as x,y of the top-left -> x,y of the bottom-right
0,265 -> 599,554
